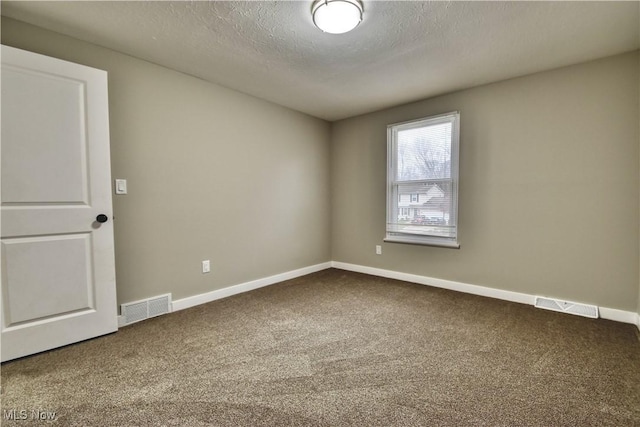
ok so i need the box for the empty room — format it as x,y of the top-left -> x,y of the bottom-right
1,1 -> 639,425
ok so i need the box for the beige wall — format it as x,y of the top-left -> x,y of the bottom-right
2,17 -> 332,305
3,17 -> 639,315
331,51 -> 640,311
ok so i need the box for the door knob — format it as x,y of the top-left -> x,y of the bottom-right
96,214 -> 109,223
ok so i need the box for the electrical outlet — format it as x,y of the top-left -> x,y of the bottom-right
375,245 -> 382,255
202,260 -> 211,274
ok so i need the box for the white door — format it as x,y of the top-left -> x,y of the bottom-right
1,45 -> 117,362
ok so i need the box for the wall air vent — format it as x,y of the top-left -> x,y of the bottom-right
534,296 -> 598,319
121,293 -> 171,326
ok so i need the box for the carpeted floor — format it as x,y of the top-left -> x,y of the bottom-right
1,268 -> 639,426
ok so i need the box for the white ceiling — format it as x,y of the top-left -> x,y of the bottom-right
2,1 -> 639,121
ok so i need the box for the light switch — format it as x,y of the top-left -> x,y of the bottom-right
202,260 -> 211,274
115,179 -> 127,195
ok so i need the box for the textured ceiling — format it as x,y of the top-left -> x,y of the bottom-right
2,1 -> 639,121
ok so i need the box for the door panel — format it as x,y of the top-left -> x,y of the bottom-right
1,45 -> 117,362
2,234 -> 94,325
1,67 -> 88,204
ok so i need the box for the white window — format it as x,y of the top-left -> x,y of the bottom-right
386,112 -> 460,248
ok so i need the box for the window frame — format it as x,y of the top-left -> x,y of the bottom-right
385,111 -> 460,248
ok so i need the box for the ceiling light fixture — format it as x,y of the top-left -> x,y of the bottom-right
312,0 -> 363,34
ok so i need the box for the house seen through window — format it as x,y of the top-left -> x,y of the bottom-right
386,112 -> 460,248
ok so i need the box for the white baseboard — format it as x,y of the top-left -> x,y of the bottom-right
331,261 -> 534,305
171,262 -> 332,312
598,307 -> 639,325
117,260 -> 639,330
331,261 -> 639,327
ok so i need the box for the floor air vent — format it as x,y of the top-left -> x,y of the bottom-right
121,294 -> 172,325
534,296 -> 598,319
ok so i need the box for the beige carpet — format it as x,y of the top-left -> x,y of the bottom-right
1,268 -> 639,426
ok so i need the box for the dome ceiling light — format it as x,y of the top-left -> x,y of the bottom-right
312,0 -> 363,34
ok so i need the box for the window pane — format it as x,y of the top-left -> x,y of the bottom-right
393,181 -> 455,237
396,122 -> 452,181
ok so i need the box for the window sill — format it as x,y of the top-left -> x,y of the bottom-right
384,236 -> 460,249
